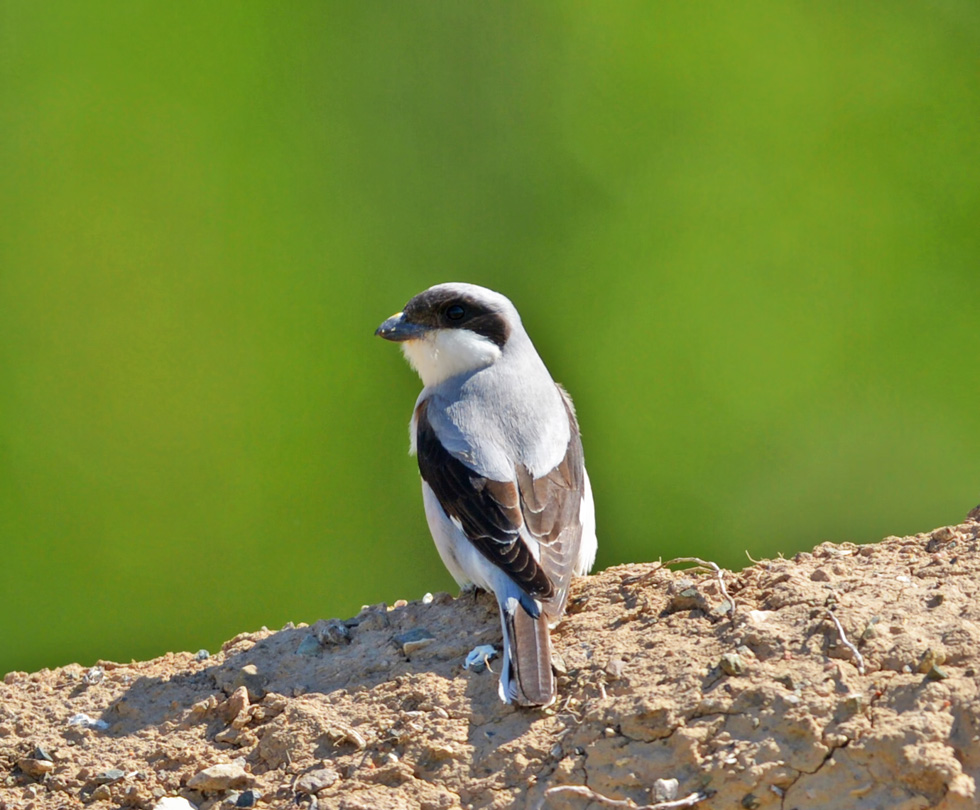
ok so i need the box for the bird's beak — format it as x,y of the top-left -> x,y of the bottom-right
375,311 -> 428,342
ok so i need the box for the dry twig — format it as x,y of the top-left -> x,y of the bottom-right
543,785 -> 708,809
824,608 -> 866,675
663,556 -> 736,619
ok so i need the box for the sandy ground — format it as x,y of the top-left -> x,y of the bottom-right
3,510 -> 980,810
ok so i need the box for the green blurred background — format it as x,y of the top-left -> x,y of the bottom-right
1,2 -> 978,676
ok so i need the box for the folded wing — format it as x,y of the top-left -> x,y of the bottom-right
414,391 -> 585,616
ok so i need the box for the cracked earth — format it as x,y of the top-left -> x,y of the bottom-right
3,511 -> 980,810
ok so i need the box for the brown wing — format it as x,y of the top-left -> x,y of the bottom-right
415,388 -> 586,616
415,400 -> 555,599
515,386 -> 585,620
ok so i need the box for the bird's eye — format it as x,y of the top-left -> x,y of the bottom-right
446,305 -> 465,321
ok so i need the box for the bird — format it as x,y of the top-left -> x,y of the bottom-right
375,282 -> 597,707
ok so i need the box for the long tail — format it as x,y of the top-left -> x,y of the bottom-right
498,596 -> 556,707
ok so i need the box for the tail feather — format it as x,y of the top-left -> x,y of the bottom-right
499,597 -> 556,707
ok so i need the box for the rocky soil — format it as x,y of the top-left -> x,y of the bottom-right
3,511 -> 980,810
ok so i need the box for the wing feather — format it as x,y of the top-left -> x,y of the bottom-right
415,387 -> 586,615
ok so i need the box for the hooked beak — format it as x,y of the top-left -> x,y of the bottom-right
375,311 -> 428,342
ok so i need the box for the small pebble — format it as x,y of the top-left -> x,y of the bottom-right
720,653 -> 744,676
92,785 -> 112,801
96,769 -> 127,784
17,758 -> 54,778
394,628 -> 435,656
195,650 -> 211,661
216,664 -> 267,701
422,592 -> 434,604
653,778 -> 679,801
844,693 -> 864,713
311,618 -> 351,646
236,790 -> 260,807
33,746 -> 53,762
295,767 -> 339,795
393,599 -> 408,608
926,664 -> 950,681
83,666 -> 105,685
917,648 -> 946,674
187,763 -> 251,792
352,606 -> 390,632
153,799 -> 198,810
296,636 -> 321,656
67,713 -> 109,731
223,686 -> 250,720
604,658 -> 626,679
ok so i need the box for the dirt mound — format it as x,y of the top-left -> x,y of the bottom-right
3,512 -> 980,810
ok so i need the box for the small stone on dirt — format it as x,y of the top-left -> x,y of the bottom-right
187,763 -> 252,792
235,789 -> 260,807
296,767 -> 339,794
222,686 -> 250,721
653,777 -> 679,801
720,652 -> 744,676
604,657 -> 626,679
18,758 -> 55,778
311,618 -> 351,646
153,799 -> 198,810
67,713 -> 109,731
394,628 -> 435,656
214,664 -> 266,701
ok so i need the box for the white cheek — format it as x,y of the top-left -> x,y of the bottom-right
401,329 -> 501,387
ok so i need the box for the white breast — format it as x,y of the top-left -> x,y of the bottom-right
401,329 -> 501,388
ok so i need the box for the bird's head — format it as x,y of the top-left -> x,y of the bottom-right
376,283 -> 518,387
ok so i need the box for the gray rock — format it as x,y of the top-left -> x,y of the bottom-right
236,789 -> 260,807
350,605 -> 390,632
295,767 -> 339,794
295,635 -> 321,656
311,618 -> 351,646
394,628 -> 435,656
214,665 -> 266,701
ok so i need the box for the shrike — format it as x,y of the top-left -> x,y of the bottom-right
376,283 -> 597,707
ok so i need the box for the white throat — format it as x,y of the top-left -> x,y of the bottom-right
401,328 -> 502,387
